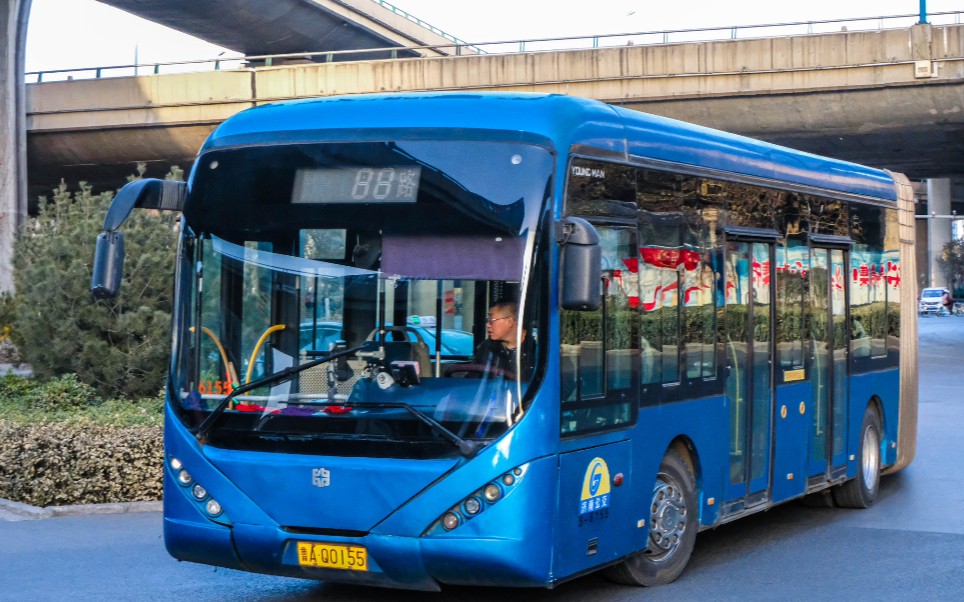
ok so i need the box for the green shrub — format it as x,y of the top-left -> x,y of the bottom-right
0,374 -> 162,426
0,374 -> 163,506
10,169 -> 180,399
0,373 -> 37,404
23,373 -> 99,412
0,420 -> 162,506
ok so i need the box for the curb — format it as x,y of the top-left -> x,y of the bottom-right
0,497 -> 162,520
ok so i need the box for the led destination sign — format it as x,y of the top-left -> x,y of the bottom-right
293,166 -> 422,204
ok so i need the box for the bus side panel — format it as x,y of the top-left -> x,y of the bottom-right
849,368 -> 901,469
771,381 -> 812,503
635,396 -> 729,528
552,441 -> 634,580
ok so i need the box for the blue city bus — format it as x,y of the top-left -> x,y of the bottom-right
92,93 -> 917,590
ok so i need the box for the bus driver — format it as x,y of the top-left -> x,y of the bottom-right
473,299 -> 532,378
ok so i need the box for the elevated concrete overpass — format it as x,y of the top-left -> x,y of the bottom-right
100,0 -> 474,59
25,23 -> 964,194
0,0 -> 474,291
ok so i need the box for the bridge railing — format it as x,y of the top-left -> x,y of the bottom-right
25,10 -> 963,84
371,0 -> 476,48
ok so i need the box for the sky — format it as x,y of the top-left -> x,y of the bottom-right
25,0 -> 962,75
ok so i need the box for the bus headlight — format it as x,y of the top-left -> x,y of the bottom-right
442,512 -> 460,530
177,469 -> 193,486
425,464 -> 529,535
205,498 -> 223,517
192,484 -> 208,500
168,456 -> 230,525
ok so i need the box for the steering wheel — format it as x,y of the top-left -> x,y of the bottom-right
443,362 -> 516,380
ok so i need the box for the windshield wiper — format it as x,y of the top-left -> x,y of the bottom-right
386,401 -> 482,458
193,341 -> 375,444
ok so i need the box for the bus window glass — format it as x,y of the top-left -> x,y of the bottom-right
831,248 -> 849,461
724,182 -> 778,230
884,207 -> 901,358
850,204 -> 887,360
169,140 -> 552,459
809,198 -> 850,236
775,239 -> 808,371
681,190 -> 718,382
301,229 -> 347,260
560,159 -> 637,435
636,169 -> 686,392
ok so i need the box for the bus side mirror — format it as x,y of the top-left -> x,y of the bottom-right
91,231 -> 125,300
558,217 -> 601,311
90,179 -> 186,300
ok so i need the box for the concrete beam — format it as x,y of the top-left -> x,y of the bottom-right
100,0 -> 468,58
0,0 -> 29,293
26,23 -> 964,193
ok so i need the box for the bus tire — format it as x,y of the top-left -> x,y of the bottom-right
605,447 -> 698,586
832,405 -> 881,509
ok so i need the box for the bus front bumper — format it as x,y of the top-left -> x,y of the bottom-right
164,519 -> 552,591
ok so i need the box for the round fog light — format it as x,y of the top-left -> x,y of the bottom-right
170,457 -> 182,471
442,512 -> 460,530
464,497 -> 481,515
192,484 -> 207,499
205,498 -> 222,516
502,473 -> 515,486
483,483 -> 502,502
177,469 -> 193,486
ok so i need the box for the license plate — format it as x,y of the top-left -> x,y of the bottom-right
296,542 -> 368,571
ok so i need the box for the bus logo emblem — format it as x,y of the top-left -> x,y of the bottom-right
312,468 -> 331,488
579,457 -> 611,515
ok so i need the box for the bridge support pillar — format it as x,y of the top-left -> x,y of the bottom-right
927,178 -> 953,288
0,0 -> 30,293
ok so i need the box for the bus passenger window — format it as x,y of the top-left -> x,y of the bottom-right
559,223 -> 639,434
561,158 -> 638,435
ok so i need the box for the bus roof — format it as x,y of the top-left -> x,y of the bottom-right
202,92 -> 897,202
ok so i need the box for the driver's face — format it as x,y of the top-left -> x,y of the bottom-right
486,309 -> 516,343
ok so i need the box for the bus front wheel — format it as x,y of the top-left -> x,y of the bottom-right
832,405 -> 881,509
605,447 -> 698,586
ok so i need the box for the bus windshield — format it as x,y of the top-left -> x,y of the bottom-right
169,140 -> 553,459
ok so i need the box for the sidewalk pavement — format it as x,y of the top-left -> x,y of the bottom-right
0,497 -> 162,521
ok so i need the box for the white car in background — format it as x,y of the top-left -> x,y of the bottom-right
918,287 -> 949,315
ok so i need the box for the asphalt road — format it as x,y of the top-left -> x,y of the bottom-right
2,315 -> 963,601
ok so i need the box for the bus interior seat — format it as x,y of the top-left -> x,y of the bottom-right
370,327 -> 432,377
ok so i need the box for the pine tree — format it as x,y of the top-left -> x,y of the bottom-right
11,167 -> 180,399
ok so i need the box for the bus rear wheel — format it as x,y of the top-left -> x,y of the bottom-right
605,447 -> 698,586
832,405 -> 881,509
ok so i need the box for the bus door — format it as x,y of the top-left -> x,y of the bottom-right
722,239 -> 774,512
808,246 -> 850,483
770,240 -> 811,503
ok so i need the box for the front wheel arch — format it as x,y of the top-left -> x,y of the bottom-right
604,443 -> 699,586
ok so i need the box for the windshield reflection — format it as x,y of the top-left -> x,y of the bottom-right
168,140 -> 552,458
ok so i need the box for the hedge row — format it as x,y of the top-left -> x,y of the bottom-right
0,375 -> 164,507
0,420 -> 163,507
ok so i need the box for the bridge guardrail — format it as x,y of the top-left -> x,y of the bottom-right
25,10 -> 963,84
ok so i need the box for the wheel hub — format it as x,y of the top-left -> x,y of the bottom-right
647,479 -> 687,558
861,423 -> 880,491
